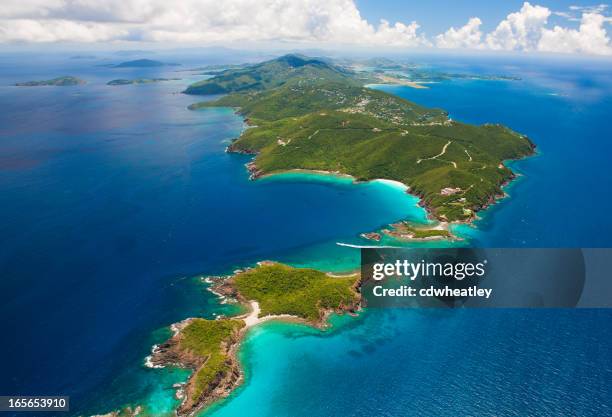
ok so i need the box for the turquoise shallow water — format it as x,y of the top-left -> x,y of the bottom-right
206,309 -> 611,417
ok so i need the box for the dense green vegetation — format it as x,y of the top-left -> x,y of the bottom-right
178,318 -> 244,403
187,55 -> 534,222
15,76 -> 85,86
233,263 -> 359,321
190,80 -> 446,124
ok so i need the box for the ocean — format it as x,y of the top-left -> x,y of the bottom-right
0,52 -> 610,416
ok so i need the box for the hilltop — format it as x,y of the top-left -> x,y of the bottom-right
184,54 -> 355,95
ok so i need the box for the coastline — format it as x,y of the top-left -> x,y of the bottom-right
255,168 -> 461,241
259,168 -> 410,193
370,74 -> 429,89
255,161 -> 536,244
143,264 -> 361,417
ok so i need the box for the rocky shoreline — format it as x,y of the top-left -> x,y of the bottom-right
141,263 -> 361,417
148,319 -> 243,416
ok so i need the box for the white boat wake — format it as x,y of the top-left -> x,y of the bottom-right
336,242 -> 401,249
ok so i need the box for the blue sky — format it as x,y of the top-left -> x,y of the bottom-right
357,0 -> 606,32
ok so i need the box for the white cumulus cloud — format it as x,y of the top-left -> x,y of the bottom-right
436,2 -> 612,56
435,17 -> 483,49
539,12 -> 612,55
485,2 -> 551,51
0,0 -> 428,46
1,0 -> 611,56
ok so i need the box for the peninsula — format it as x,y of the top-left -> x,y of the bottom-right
187,54 -> 535,223
148,263 -> 360,416
15,76 -> 85,86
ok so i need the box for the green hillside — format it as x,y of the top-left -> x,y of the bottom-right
188,55 -> 535,222
184,54 -> 354,95
190,80 -> 446,124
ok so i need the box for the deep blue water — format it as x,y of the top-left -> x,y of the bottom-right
0,52 -> 611,416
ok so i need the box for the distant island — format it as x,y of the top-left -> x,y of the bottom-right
343,57 -> 522,84
187,54 -> 535,225
107,78 -> 180,85
15,76 -> 85,86
147,262 -> 360,416
113,59 -> 180,68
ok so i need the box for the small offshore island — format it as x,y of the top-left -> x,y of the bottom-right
187,54 -> 535,231
146,263 -> 360,417
15,76 -> 85,86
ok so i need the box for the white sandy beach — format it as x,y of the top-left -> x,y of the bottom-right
241,301 -> 297,328
373,178 -> 409,191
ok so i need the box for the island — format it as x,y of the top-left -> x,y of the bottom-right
113,59 -> 180,68
15,76 -> 85,86
186,54 -> 535,225
148,263 -> 360,416
107,78 -> 180,85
